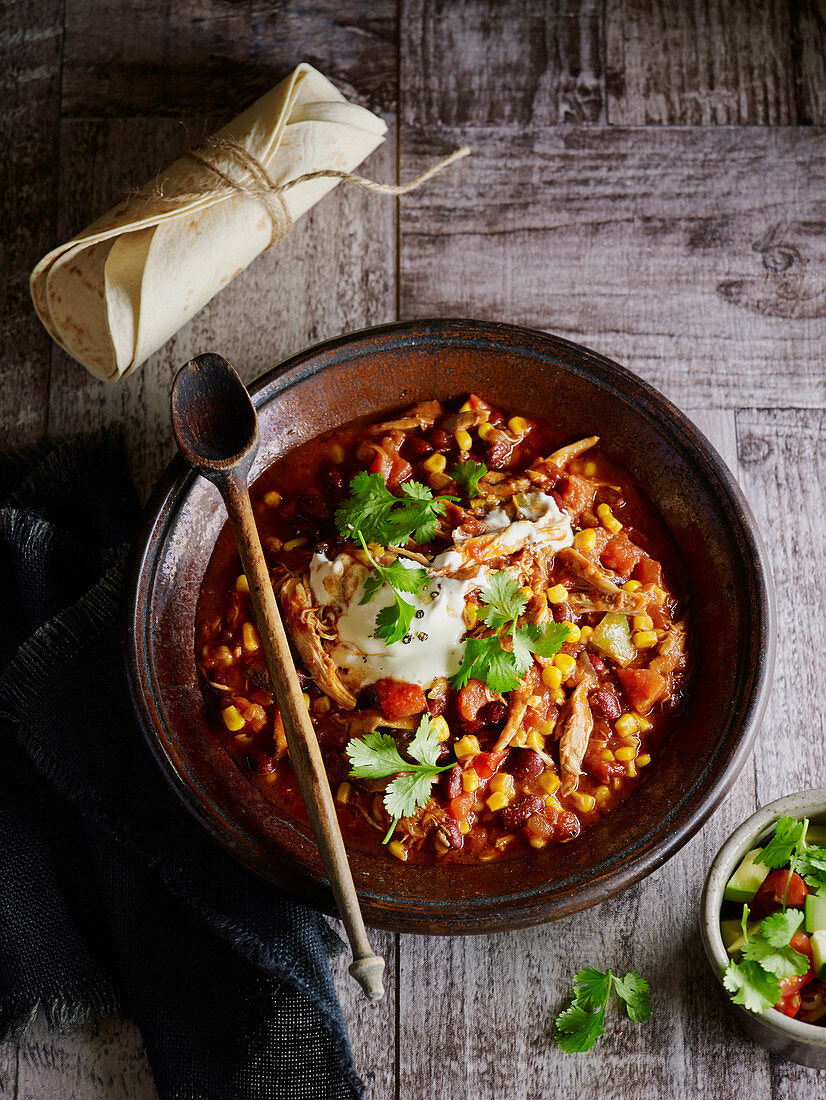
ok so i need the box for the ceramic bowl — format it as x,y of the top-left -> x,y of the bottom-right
124,318 -> 774,934
701,789 -> 826,1069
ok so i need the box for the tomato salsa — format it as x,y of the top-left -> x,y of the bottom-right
195,394 -> 691,864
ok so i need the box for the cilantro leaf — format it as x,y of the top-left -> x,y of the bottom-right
613,973 -> 652,1022
389,481 -> 454,544
381,558 -> 430,595
797,846 -> 826,893
757,816 -> 807,871
450,635 -> 522,693
479,571 -> 528,630
514,622 -> 570,667
723,960 -> 782,1014
571,968 -> 611,1012
346,731 -> 409,778
758,908 -> 803,948
407,714 -> 441,766
375,600 -> 415,646
357,537 -> 430,646
384,770 -> 440,822
741,940 -> 810,980
451,459 -> 487,499
335,472 -> 399,543
555,1002 -> 606,1054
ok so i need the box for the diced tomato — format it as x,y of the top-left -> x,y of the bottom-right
373,678 -> 427,721
752,870 -> 809,919
775,991 -> 802,1018
449,792 -> 476,821
457,679 -> 495,721
368,441 -> 413,490
615,668 -> 667,715
633,557 -> 664,586
557,475 -> 598,522
473,751 -> 508,781
600,534 -> 646,575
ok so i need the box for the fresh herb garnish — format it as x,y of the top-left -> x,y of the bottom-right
555,967 -> 651,1053
723,907 -> 809,1013
757,815 -> 808,871
450,571 -> 570,692
345,714 -> 452,843
335,472 -> 457,546
450,458 -> 487,500
797,846 -> 826,894
357,534 -> 430,646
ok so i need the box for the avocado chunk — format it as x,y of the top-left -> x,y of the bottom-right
805,894 -> 826,934
811,930 -> 826,980
721,918 -> 743,952
725,920 -> 761,957
806,825 -> 826,846
724,847 -> 768,904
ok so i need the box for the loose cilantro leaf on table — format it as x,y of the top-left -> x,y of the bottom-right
555,968 -> 651,1053
335,471 -> 456,547
451,458 -> 487,500
344,715 -> 452,844
357,535 -> 430,646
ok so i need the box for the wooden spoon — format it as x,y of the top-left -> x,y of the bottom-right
171,352 -> 385,1001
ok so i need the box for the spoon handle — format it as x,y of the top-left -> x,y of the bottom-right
220,472 -> 385,1002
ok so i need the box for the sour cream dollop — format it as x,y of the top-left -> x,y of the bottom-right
459,490 -> 574,555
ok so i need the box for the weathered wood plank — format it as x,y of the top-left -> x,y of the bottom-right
62,1 -> 397,118
7,1013 -> 155,1100
0,1042 -> 18,1098
400,124 -> 826,410
47,117 -> 398,499
330,927 -> 397,1098
0,0 -> 62,445
402,0 -> 604,126
605,0 -> 796,124
791,0 -> 826,125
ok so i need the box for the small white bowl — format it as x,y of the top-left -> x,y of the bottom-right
701,789 -> 826,1069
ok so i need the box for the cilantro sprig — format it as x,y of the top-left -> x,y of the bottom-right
345,715 -> 452,843
723,906 -> 809,1014
335,472 -> 457,546
555,967 -> 651,1053
357,534 -> 430,646
450,571 -> 570,692
450,458 -> 487,500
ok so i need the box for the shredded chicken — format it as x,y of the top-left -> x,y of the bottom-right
279,578 -> 357,710
650,620 -> 688,675
559,681 -> 594,796
370,399 -> 442,434
492,687 -> 532,754
544,436 -> 600,470
566,590 -> 646,615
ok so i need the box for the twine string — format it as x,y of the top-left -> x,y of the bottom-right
180,138 -> 470,248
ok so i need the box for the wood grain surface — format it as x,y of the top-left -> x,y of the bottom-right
2,1 -> 825,1097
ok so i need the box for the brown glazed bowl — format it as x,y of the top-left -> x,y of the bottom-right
124,318 -> 774,935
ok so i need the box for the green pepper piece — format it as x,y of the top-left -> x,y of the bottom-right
590,613 -> 636,667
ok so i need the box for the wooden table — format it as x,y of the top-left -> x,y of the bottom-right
2,1 -> 825,1096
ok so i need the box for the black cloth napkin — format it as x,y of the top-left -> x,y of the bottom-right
0,432 -> 364,1100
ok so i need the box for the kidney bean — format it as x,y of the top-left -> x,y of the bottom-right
436,818 -> 463,850
296,493 -> 331,523
429,428 -> 456,454
510,749 -> 545,782
499,795 -> 545,831
294,667 -> 312,690
589,654 -> 607,675
405,435 -> 434,459
590,688 -> 622,721
550,602 -> 573,623
444,764 -> 463,800
245,750 -> 276,775
321,464 -> 344,492
480,700 -> 508,726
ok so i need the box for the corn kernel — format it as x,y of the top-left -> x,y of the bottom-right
637,753 -> 651,767
233,732 -> 253,745
553,652 -> 577,678
597,502 -> 623,534
462,770 -> 480,793
562,621 -> 581,644
263,490 -> 282,508
302,692 -> 311,709
579,625 -> 593,644
213,645 -> 234,665
454,428 -> 472,452
633,630 -> 659,649
221,705 -> 245,732
241,622 -> 260,653
235,574 -> 249,593
489,772 -> 515,795
574,528 -> 597,551
511,729 -> 528,748
539,718 -> 557,738
612,778 -> 622,790
459,819 -> 472,835
546,584 -> 568,604
284,536 -> 308,552
615,746 -> 636,762
526,728 -> 545,752
571,792 -> 596,813
423,453 -> 447,474
542,665 -> 563,691
595,785 -> 611,803
528,836 -> 549,849
460,400 -> 473,412
600,748 -> 615,761
635,713 -> 653,732
314,696 -> 331,714
432,716 -> 450,742
545,795 -> 563,812
478,421 -> 494,441
633,613 -> 654,632
584,460 -> 597,476
486,790 -> 511,812
336,782 -> 351,804
650,585 -> 667,604
540,772 -> 561,795
388,841 -> 408,862
508,416 -> 530,435
622,579 -> 641,592
454,734 -> 481,761
615,713 -> 640,737
627,763 -> 638,778
265,535 -> 283,554
329,444 -> 346,464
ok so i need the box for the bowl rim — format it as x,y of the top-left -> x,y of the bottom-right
124,317 -> 776,932
700,787 -> 826,1045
